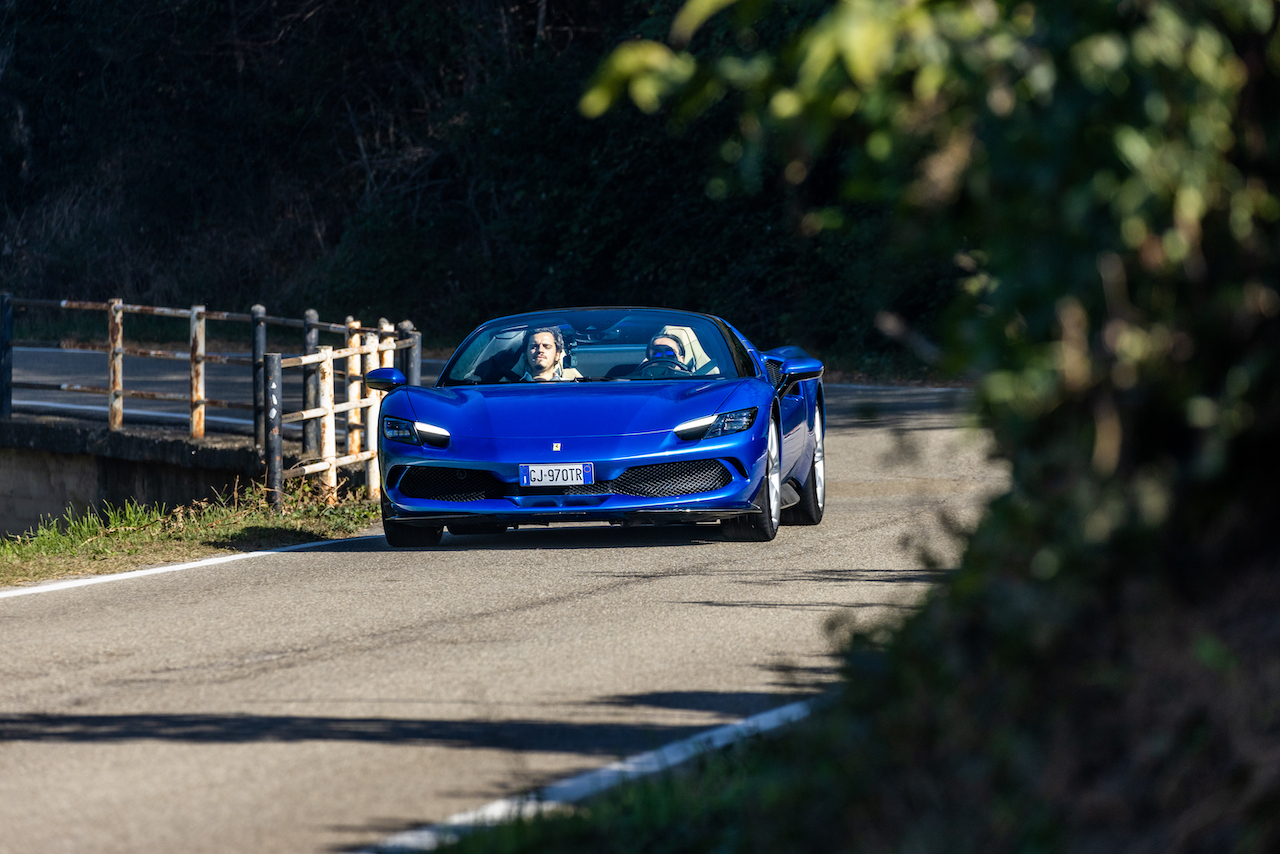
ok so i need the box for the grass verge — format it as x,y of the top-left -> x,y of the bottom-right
0,482 -> 379,588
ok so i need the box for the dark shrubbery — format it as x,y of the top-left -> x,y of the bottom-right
0,1 -> 948,364
478,0 -> 1280,850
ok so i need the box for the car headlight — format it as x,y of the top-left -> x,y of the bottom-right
674,407 -> 757,441
383,416 -> 450,448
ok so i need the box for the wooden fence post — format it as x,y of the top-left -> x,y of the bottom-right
189,304 -> 206,439
317,345 -> 338,501
379,318 -> 395,369
363,330 -> 381,502
252,304 -> 266,449
346,317 -> 363,455
108,298 -> 124,430
1,293 -> 11,419
265,352 -> 283,512
409,328 -> 422,386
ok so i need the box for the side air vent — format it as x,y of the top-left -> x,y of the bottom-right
764,358 -> 783,386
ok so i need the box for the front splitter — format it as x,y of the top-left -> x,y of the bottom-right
384,506 -> 762,528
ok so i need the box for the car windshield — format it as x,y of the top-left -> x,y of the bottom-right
440,309 -> 747,386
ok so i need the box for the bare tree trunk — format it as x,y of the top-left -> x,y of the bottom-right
536,0 -> 547,44
229,0 -> 244,75
498,2 -> 511,66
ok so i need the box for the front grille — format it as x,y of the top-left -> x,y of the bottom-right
395,459 -> 732,503
520,460 -> 731,498
608,460 -> 732,497
396,466 -> 505,502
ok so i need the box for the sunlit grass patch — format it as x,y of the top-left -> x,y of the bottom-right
0,481 -> 379,588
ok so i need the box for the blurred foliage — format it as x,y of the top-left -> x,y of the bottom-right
561,0 -> 1280,849
0,0 -> 950,365
588,0 -> 1280,580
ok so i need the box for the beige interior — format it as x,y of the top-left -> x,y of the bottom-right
659,325 -> 717,374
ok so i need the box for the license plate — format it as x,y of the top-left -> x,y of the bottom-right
519,462 -> 595,487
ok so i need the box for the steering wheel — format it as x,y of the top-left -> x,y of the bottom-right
632,357 -> 693,378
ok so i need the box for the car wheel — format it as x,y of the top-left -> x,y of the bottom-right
782,407 -> 825,526
723,413 -> 781,542
382,501 -> 443,547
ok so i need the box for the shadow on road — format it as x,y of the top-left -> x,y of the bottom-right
589,689 -> 823,717
0,711 -> 711,752
0,687 -> 820,755
260,524 -> 736,555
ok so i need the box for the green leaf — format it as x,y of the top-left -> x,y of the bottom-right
671,0 -> 744,46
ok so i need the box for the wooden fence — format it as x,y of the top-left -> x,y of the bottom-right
263,333 -> 415,508
0,292 -> 421,505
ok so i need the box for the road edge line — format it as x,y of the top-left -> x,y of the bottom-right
362,699 -> 814,853
0,537 -> 382,600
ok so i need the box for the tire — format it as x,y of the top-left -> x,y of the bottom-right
782,407 -> 825,526
382,501 -> 443,547
723,414 -> 781,542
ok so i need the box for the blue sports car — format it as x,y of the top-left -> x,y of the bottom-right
366,307 -> 825,546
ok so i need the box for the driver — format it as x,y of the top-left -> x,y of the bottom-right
521,326 -> 577,381
629,333 -> 692,377
643,334 -> 686,365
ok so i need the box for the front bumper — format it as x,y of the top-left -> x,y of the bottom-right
380,436 -> 766,528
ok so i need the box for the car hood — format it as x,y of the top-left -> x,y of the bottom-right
403,380 -> 744,439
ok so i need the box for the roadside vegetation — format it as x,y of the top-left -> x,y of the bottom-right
0,484 -> 378,589
0,0 -> 950,374
435,0 -> 1280,852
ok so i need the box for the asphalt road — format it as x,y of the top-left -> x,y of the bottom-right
0,384 -> 1003,854
8,347 -> 450,435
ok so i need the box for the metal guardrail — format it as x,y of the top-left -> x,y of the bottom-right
0,292 -> 422,506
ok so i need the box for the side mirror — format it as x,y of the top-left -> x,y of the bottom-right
366,367 -> 407,392
779,357 -> 823,394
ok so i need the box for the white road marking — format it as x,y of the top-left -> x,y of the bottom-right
361,699 -> 814,853
0,536 -> 381,600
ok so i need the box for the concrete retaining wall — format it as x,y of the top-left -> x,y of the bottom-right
0,415 -> 264,536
